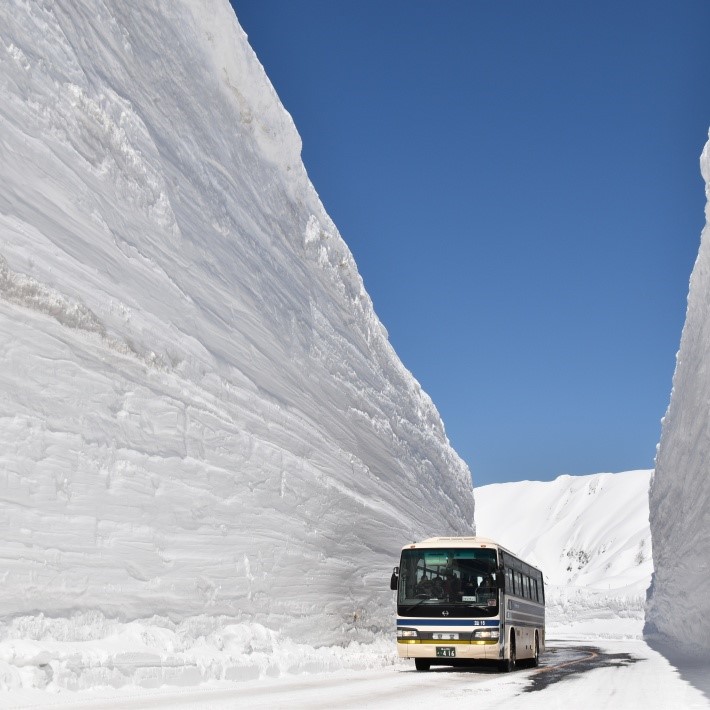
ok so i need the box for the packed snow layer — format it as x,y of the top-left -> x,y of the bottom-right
0,0 -> 473,658
647,137 -> 710,657
0,614 -> 398,694
475,470 -> 653,637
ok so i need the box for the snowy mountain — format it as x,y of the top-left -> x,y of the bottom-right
647,136 -> 710,657
475,470 -> 653,637
0,0 -> 473,670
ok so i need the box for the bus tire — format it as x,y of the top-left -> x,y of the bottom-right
530,632 -> 539,667
499,633 -> 516,672
414,658 -> 431,671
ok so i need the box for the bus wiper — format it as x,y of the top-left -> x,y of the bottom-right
402,598 -> 434,613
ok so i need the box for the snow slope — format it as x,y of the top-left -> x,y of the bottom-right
0,0 -> 473,671
647,136 -> 710,658
475,470 -> 653,637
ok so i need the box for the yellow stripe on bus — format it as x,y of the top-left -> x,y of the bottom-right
397,639 -> 497,645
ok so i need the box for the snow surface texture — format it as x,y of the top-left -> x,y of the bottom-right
647,136 -> 710,658
475,470 -> 653,639
0,0 -> 474,679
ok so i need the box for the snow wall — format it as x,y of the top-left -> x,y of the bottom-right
0,0 -> 473,647
646,136 -> 710,658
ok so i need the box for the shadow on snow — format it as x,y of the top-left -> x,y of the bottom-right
644,634 -> 710,703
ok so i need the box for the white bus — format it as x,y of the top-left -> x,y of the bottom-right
390,536 -> 545,672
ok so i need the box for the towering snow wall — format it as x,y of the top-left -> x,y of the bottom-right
646,137 -> 710,657
0,0 -> 473,645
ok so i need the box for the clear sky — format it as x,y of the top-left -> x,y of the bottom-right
232,0 -> 710,486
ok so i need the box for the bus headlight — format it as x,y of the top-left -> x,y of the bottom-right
473,629 -> 500,640
397,628 -> 418,638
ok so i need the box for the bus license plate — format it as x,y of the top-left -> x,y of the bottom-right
436,647 -> 456,658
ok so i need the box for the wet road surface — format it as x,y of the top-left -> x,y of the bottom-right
527,644 -> 641,692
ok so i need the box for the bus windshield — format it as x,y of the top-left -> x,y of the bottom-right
398,547 -> 499,614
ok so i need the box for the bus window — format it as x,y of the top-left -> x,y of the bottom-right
397,547 -> 498,609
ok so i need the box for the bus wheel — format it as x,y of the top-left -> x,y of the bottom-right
499,634 -> 516,673
415,658 -> 431,671
531,632 -> 539,667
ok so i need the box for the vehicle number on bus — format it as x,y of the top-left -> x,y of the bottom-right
436,647 -> 456,658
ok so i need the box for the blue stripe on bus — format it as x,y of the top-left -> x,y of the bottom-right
397,619 -> 499,627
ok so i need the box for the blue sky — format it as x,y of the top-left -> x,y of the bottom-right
233,0 -> 710,486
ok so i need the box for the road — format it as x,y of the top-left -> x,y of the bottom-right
8,640 -> 710,709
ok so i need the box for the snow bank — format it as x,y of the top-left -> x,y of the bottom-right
0,613 -> 395,693
0,0 -> 473,689
475,470 -> 653,638
646,135 -> 710,658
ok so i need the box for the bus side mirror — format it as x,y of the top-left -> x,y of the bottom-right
390,566 -> 399,591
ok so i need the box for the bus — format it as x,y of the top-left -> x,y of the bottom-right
390,536 -> 545,672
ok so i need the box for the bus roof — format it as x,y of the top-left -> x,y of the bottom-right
401,536 -> 502,550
